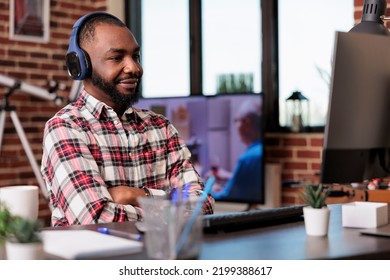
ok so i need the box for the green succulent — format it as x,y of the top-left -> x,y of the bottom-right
301,184 -> 329,209
0,201 -> 14,243
9,217 -> 42,244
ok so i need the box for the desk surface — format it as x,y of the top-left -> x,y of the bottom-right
46,204 -> 390,260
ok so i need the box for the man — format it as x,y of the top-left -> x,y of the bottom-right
210,99 -> 263,204
41,12 -> 214,226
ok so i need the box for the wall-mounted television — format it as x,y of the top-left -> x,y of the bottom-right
137,93 -> 264,205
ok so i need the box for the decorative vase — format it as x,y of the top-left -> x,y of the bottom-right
5,241 -> 45,260
303,206 -> 330,237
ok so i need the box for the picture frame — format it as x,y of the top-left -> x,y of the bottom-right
9,0 -> 50,43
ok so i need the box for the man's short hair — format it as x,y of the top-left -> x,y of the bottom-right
236,99 -> 262,133
79,14 -> 126,47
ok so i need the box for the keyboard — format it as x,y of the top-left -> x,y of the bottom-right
203,205 -> 305,233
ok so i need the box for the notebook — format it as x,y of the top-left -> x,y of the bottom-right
41,230 -> 143,259
360,224 -> 390,237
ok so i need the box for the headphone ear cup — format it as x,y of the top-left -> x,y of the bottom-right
80,49 -> 92,78
66,47 -> 91,80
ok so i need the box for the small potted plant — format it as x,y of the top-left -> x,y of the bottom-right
5,216 -> 45,260
0,201 -> 13,259
300,184 -> 330,237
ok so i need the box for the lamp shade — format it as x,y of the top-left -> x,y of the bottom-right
286,90 -> 308,101
349,0 -> 390,36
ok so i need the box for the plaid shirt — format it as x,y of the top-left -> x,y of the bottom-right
41,90 -> 214,226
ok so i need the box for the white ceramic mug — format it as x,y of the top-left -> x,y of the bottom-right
0,185 -> 39,220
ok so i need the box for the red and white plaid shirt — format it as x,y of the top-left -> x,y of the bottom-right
41,90 -> 214,226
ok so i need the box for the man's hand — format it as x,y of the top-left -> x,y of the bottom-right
108,186 -> 146,207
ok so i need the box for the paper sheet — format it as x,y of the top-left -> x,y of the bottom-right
41,230 -> 143,259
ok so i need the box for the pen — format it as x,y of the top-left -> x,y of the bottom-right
97,227 -> 142,241
170,182 -> 191,204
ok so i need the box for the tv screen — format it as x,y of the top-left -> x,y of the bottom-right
321,31 -> 390,184
136,93 -> 264,205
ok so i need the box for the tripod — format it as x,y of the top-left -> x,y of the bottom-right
0,82 -> 49,199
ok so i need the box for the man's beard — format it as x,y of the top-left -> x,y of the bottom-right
90,71 -> 140,108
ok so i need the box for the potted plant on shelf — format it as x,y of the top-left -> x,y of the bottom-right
0,201 -> 13,259
5,216 -> 45,260
300,184 -> 330,237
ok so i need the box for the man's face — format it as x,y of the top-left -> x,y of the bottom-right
82,24 -> 144,109
235,116 -> 252,145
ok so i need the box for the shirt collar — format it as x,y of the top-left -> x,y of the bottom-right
79,89 -> 137,120
79,89 -> 106,120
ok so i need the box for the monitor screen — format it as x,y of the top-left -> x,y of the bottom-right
321,31 -> 390,184
136,93 -> 264,204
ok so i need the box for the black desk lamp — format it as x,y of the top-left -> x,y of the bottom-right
349,0 -> 390,36
350,0 -> 390,177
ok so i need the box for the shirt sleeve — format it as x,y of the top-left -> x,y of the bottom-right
164,123 -> 215,215
211,164 -> 239,200
41,117 -> 141,226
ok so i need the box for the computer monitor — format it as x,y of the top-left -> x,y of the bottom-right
321,31 -> 390,184
136,93 -> 265,204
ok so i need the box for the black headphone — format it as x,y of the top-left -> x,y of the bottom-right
65,12 -> 121,80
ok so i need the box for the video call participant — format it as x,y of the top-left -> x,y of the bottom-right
41,12 -> 214,226
209,99 -> 263,206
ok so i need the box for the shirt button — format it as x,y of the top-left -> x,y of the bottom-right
113,120 -> 119,125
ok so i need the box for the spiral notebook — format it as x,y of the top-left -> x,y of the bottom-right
41,230 -> 143,259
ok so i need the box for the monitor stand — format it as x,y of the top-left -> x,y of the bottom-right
245,204 -> 261,211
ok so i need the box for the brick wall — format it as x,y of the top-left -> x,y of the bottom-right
265,133 -> 323,183
0,1 -> 365,221
264,133 -> 323,206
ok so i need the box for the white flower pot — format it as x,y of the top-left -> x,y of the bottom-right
303,206 -> 330,237
5,241 -> 44,260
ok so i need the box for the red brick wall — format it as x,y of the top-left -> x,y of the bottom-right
0,1 -> 366,220
265,133 -> 323,184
